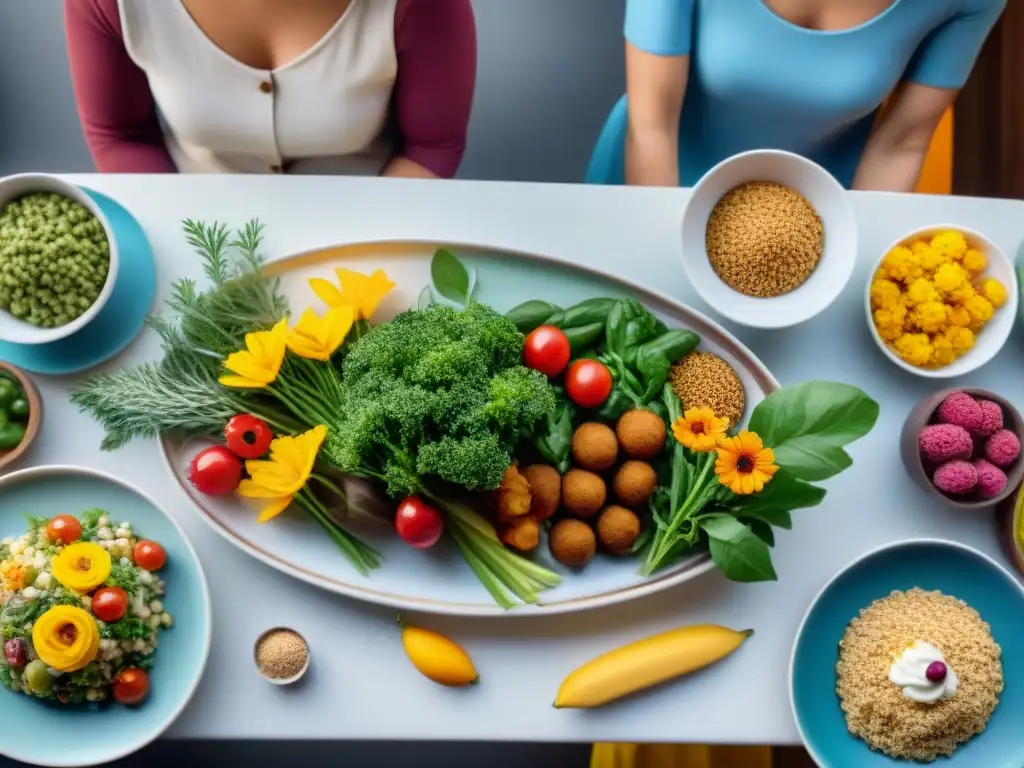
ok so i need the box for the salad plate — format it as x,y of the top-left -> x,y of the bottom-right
159,241 -> 779,616
0,465 -> 211,767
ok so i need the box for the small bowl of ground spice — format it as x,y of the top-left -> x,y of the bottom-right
680,150 -> 857,329
791,539 -> 1024,767
254,627 -> 310,686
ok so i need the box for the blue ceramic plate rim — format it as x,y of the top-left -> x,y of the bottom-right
788,538 -> 1024,768
0,465 -> 212,768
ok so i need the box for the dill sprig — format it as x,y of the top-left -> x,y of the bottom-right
72,220 -> 300,450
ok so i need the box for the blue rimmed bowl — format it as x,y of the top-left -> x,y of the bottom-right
790,539 -> 1024,768
0,466 -> 211,767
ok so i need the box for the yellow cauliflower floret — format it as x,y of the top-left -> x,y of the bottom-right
947,305 -> 972,328
930,335 -> 957,367
910,301 -> 949,334
916,245 -> 948,274
979,278 -> 1008,308
947,283 -> 976,305
931,231 -> 969,260
932,262 -> 968,294
962,248 -> 987,274
904,278 -> 939,306
881,246 -> 923,282
892,333 -> 934,368
874,305 -> 907,341
944,326 -> 975,353
870,278 -> 904,310
964,294 -> 995,329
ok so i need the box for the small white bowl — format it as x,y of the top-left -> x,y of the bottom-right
0,173 -> 120,345
865,225 -> 1019,379
254,626 -> 310,686
680,149 -> 857,329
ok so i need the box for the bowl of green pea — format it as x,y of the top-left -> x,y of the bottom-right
0,173 -> 119,345
0,361 -> 40,472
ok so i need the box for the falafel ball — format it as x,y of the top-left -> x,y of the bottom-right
596,505 -> 641,555
562,468 -> 607,519
521,464 -> 561,521
613,460 -> 658,507
549,519 -> 597,568
572,422 -> 619,472
616,409 -> 667,460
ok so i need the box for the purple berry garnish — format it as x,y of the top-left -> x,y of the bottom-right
926,661 -> 947,683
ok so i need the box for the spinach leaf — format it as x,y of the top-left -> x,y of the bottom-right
506,300 -> 559,333
563,321 -> 606,354
559,298 -> 616,328
700,514 -> 777,582
604,300 -> 631,360
594,388 -> 633,421
533,396 -> 575,472
748,520 -> 775,547
634,330 -> 699,404
748,381 -> 879,482
728,468 -> 825,524
430,248 -> 476,306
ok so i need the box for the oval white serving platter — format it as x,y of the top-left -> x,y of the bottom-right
160,241 -> 779,616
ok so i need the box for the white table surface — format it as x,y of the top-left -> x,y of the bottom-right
17,175 -> 1024,745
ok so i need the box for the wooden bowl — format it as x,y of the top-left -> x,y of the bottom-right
900,387 -> 1024,511
0,361 -> 41,472
997,482 -> 1024,577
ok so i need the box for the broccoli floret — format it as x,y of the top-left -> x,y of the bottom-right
324,303 -> 555,494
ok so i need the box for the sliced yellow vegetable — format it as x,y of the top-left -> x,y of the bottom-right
400,619 -> 478,687
51,542 -> 111,593
554,624 -> 753,709
32,605 -> 101,673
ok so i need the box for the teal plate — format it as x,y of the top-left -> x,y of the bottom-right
0,466 -> 211,767
790,539 -> 1024,768
0,189 -> 157,375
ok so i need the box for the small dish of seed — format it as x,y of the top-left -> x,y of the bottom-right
254,626 -> 310,686
680,149 -> 858,330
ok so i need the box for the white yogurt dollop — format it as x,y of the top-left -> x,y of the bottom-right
888,641 -> 958,704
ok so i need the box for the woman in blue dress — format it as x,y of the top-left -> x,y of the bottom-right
588,0 -> 1006,190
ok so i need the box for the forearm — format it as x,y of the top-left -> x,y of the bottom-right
381,156 -> 438,179
625,127 -> 680,187
852,142 -> 929,193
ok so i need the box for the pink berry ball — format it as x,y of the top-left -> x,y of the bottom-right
974,459 -> 1008,499
936,392 -> 983,433
932,460 -> 978,496
918,424 -> 974,464
975,400 -> 1005,437
984,429 -> 1021,468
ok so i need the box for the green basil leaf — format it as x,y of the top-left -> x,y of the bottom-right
748,520 -> 775,547
430,248 -> 475,305
559,298 -> 616,328
605,300 -> 630,359
563,321 -> 606,354
700,514 -> 777,582
594,387 -> 633,421
533,397 -> 574,472
729,468 -> 824,525
748,381 -> 879,481
505,300 -> 560,332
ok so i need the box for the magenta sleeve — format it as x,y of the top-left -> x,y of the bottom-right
392,0 -> 477,178
64,0 -> 177,173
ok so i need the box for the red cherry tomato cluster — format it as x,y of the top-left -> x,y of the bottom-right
189,414 -> 275,497
394,496 -> 445,549
522,325 -> 613,409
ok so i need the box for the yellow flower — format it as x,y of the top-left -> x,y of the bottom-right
904,278 -> 938,306
870,278 -> 903,310
931,231 -> 968,260
930,335 -> 956,367
219,318 -> 289,389
962,248 -> 988,274
944,326 -> 975,353
715,431 -> 778,495
309,268 -> 395,321
51,542 -> 111,593
880,246 -> 922,282
964,294 -> 995,329
238,425 -> 328,523
948,305 -> 972,328
286,306 -> 354,361
892,333 -> 934,367
910,301 -> 949,334
672,406 -> 730,452
32,606 -> 100,673
932,262 -> 967,294
979,278 -> 1008,308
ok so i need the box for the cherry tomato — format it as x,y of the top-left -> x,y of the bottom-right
565,359 -> 613,408
91,587 -> 128,623
134,540 -> 167,572
394,496 -> 445,549
188,445 -> 243,496
523,325 -> 571,378
224,414 -> 273,459
46,514 -> 82,546
113,668 -> 150,706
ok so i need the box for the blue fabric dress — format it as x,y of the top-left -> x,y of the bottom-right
586,0 -> 1005,188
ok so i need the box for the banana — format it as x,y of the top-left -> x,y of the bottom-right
554,624 -> 753,708
399,619 -> 478,687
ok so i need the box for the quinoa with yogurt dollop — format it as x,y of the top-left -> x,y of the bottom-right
0,509 -> 172,706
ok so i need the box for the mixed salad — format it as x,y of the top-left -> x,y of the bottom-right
0,509 -> 171,706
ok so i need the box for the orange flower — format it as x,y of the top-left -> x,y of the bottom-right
672,406 -> 730,452
715,431 -> 778,495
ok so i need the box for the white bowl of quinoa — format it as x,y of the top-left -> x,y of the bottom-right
0,173 -> 120,345
680,149 -> 857,329
790,539 -> 1024,767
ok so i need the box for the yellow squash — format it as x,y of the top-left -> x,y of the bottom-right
400,620 -> 478,687
554,624 -> 753,708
